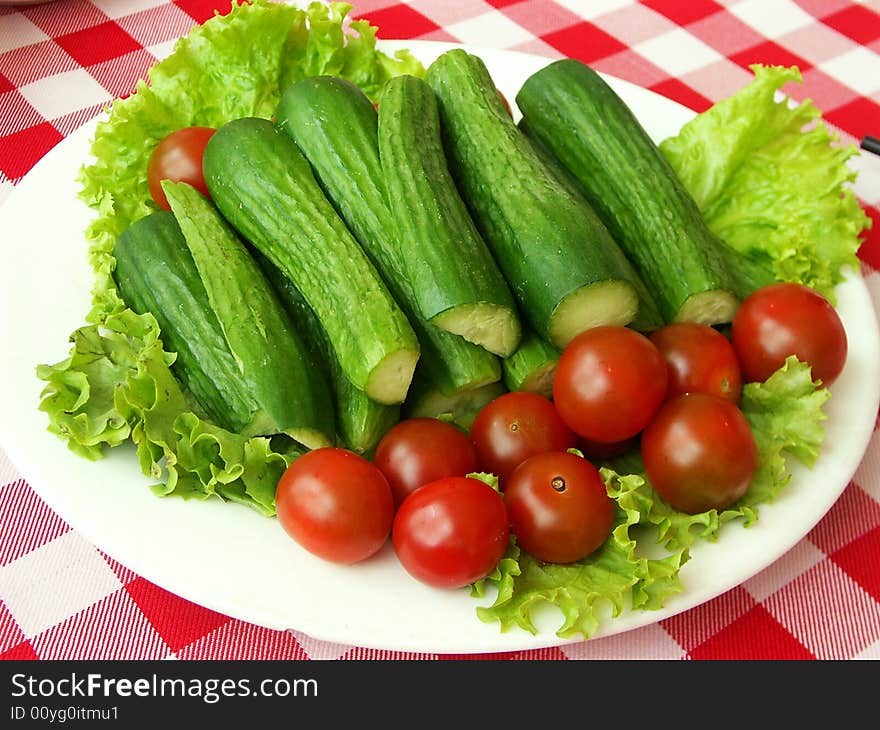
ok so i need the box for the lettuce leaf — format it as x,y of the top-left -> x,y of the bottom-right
38,308 -> 301,515
79,0 -> 423,325
607,358 -> 828,553
660,64 -> 871,302
475,358 -> 828,637
475,469 -> 689,639
37,0 -> 423,513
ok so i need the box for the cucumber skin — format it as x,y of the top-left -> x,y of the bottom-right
423,50 -> 649,343
516,59 -> 737,323
377,74 -> 519,352
275,75 -> 501,395
112,211 -> 257,432
404,378 -> 507,432
502,330 -> 559,397
202,117 -> 419,404
259,254 -> 400,456
525,132 -> 664,332
163,181 -> 335,446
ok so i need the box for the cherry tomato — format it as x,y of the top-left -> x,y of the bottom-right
147,126 -> 216,210
577,435 -> 636,462
373,417 -> 479,507
470,391 -> 577,486
731,282 -> 847,386
641,393 -> 758,514
392,476 -> 509,589
649,322 -> 742,403
553,326 -> 668,443
275,447 -> 394,565
497,89 -> 512,117
505,451 -> 615,564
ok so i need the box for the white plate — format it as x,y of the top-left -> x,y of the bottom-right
1,42 -> 878,654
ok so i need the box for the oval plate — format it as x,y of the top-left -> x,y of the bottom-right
0,42 -> 877,654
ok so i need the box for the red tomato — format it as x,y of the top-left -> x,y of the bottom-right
577,436 -> 636,462
275,447 -> 394,565
649,322 -> 742,403
373,417 -> 479,507
497,89 -> 513,117
147,126 -> 216,210
470,391 -> 577,486
731,282 -> 847,386
392,476 -> 509,589
641,393 -> 758,514
505,451 -> 615,564
552,326 -> 668,443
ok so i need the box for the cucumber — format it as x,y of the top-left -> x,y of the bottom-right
405,378 -> 506,432
162,181 -> 334,449
424,50 -> 651,349
113,210 -> 256,433
202,117 -> 420,405
502,330 -> 559,399
258,253 -> 400,456
275,75 -> 501,395
377,74 -> 520,357
516,59 -> 739,325
525,131 -> 664,332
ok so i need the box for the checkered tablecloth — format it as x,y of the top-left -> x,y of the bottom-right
1,0 -> 879,661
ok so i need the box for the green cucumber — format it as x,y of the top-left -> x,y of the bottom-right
162,181 -> 334,449
525,131 -> 664,332
113,210 -> 256,433
404,378 -> 507,432
275,75 -> 501,395
424,49 -> 652,349
259,254 -> 400,456
501,331 -> 559,399
202,117 -> 420,405
516,59 -> 739,325
377,74 -> 521,357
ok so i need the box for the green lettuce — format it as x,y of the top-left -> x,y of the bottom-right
37,0 -> 423,513
475,358 -> 829,638
660,65 -> 870,302
621,357 -> 828,552
474,469 -> 689,639
37,308 -> 302,515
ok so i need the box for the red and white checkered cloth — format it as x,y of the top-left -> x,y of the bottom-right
2,0 -> 879,661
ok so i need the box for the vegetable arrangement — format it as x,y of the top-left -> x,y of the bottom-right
36,1 -> 871,641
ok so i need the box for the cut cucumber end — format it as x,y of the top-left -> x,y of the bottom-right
287,428 -> 335,451
674,290 -> 739,326
548,280 -> 639,349
517,362 -> 558,400
405,381 -> 507,431
432,304 -> 521,358
366,349 -> 421,405
242,412 -> 334,450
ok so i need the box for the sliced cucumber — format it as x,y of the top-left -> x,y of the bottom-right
424,50 -> 654,349
163,181 -> 335,448
378,74 -> 521,357
202,117 -> 420,405
275,75 -> 502,396
502,331 -> 560,399
517,59 -> 741,325
405,380 -> 507,432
